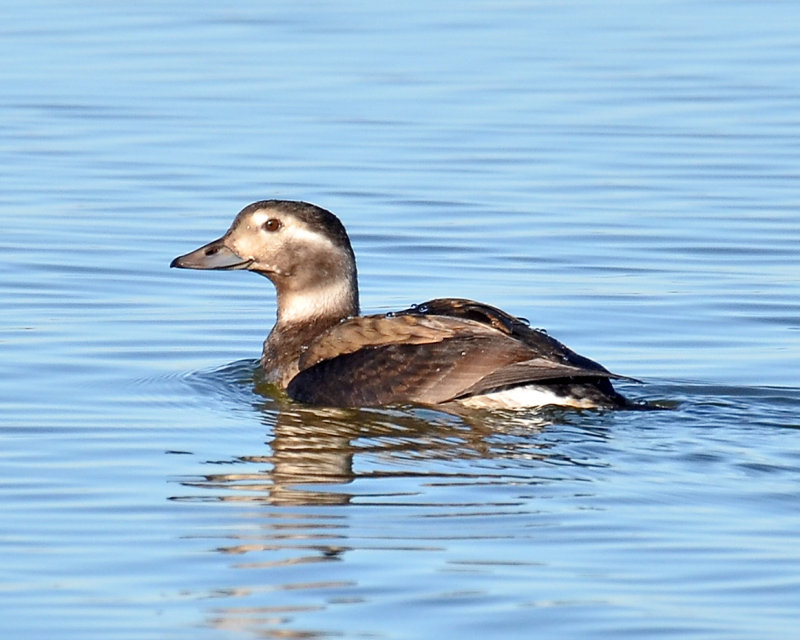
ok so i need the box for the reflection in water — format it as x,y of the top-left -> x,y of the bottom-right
181,362 -> 560,507
179,400 -> 560,506
172,362 -> 611,638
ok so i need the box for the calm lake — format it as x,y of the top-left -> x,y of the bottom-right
2,1 -> 800,638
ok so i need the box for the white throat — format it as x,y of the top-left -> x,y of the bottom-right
277,277 -> 356,326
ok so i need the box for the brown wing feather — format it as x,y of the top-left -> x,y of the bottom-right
288,334 -> 524,405
297,314 -> 459,370
398,298 -> 637,380
286,310 -> 626,407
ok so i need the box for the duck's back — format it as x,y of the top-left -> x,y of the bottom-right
286,298 -> 632,409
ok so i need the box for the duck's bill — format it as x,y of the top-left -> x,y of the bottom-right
170,237 -> 253,270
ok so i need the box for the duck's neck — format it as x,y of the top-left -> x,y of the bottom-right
261,275 -> 359,387
275,275 -> 359,327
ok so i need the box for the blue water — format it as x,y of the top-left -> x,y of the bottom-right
2,1 -> 800,638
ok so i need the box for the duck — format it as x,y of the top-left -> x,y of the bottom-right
171,200 -> 641,409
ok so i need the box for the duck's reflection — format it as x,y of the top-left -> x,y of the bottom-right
263,409 -> 355,506
183,389 -> 560,508
174,366 -> 609,638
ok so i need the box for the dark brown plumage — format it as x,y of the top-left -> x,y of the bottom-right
171,200 -> 640,409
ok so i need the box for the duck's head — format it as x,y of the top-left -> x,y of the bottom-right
171,200 -> 359,324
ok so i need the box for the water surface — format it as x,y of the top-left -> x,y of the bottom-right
2,1 -> 800,639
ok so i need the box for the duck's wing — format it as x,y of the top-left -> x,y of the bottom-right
286,310 -> 627,407
396,298 -> 631,377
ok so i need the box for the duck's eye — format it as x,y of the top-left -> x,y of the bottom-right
262,218 -> 282,232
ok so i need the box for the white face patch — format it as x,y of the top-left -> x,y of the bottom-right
283,222 -> 340,254
248,209 -> 274,229
248,210 -> 338,253
228,209 -> 342,277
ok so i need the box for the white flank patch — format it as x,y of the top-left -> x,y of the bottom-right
459,385 -> 601,410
